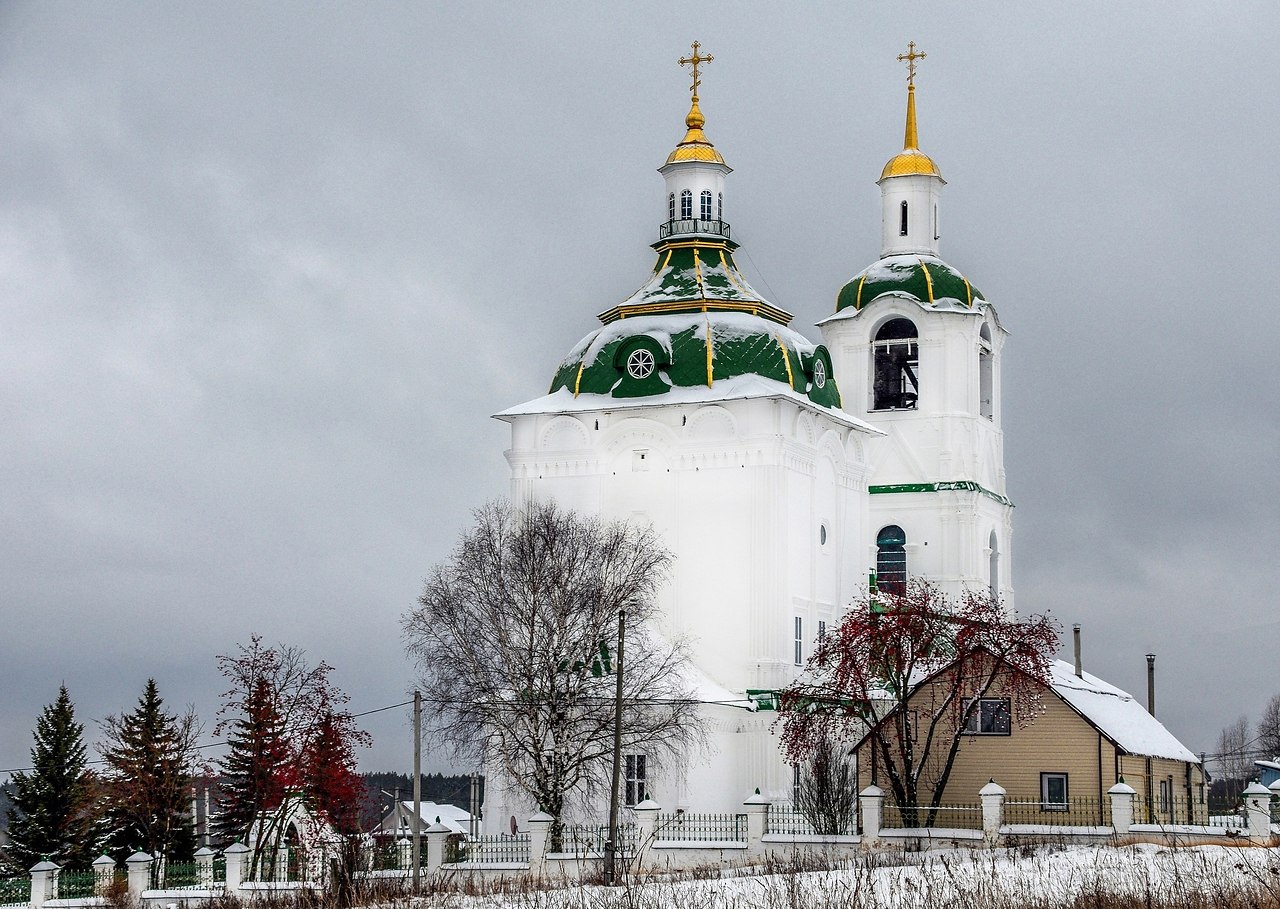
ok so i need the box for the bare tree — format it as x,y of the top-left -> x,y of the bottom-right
1257,694 -> 1280,761
793,738 -> 859,836
1214,715 -> 1252,805
403,500 -> 700,843
777,579 -> 1059,825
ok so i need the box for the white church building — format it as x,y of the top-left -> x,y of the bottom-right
485,45 -> 1014,826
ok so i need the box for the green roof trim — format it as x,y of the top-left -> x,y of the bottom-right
869,481 -> 1013,507
836,255 -> 985,313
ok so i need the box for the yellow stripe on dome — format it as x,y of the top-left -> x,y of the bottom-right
963,275 -> 973,307
918,259 -> 935,303
693,246 -> 705,295
572,361 -> 585,398
775,334 -> 795,389
856,274 -> 867,309
704,317 -> 714,387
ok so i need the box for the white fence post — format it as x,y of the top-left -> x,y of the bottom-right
424,820 -> 450,871
526,811 -> 553,874
193,846 -> 215,887
125,852 -> 152,899
29,860 -> 59,908
631,800 -> 660,870
860,785 -> 884,845
979,779 -> 1006,846
92,855 -> 115,896
1108,779 -> 1135,835
742,789 -> 770,854
1243,781 -> 1271,839
222,842 -> 250,893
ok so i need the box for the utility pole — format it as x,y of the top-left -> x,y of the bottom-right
605,609 -> 625,885
412,690 -> 422,892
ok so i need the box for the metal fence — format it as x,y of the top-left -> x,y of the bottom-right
1003,796 -> 1106,826
765,802 -> 816,836
881,802 -> 983,830
0,876 -> 28,905
447,833 -> 530,865
58,871 -> 97,899
653,812 -> 747,842
1132,796 -> 1208,826
559,824 -> 639,856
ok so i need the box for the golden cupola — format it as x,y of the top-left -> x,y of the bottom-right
879,42 -> 943,182
664,41 -> 727,166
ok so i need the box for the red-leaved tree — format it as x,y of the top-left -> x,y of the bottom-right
777,580 -> 1058,825
213,638 -> 370,876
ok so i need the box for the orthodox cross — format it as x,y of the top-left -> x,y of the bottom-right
897,41 -> 926,87
678,41 -> 714,99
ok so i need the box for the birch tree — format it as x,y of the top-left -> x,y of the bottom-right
403,500 -> 700,844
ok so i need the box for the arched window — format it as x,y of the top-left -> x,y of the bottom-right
872,318 -> 919,411
700,189 -> 713,220
899,200 -> 909,236
680,189 -> 693,219
668,193 -> 676,222
979,323 -> 993,420
988,530 -> 1000,599
717,192 -> 723,219
877,525 -> 907,596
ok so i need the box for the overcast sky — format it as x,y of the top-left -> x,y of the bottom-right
2,2 -> 1278,782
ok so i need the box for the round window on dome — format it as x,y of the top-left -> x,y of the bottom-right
626,348 -> 656,380
813,358 -> 827,389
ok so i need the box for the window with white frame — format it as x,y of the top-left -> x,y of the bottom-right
962,698 -> 1011,735
668,193 -> 676,222
680,189 -> 693,219
794,616 -> 803,666
1041,772 -> 1068,811
624,754 -> 646,806
700,189 -> 713,220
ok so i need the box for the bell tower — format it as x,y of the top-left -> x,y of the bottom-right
819,44 -> 1014,607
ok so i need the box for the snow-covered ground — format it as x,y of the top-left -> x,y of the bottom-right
415,843 -> 1280,909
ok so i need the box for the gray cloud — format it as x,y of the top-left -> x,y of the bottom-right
2,1 -> 1277,778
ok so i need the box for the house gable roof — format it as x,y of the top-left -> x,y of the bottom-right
1047,660 -> 1198,763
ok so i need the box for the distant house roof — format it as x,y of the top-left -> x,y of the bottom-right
380,800 -> 472,835
1047,660 -> 1198,763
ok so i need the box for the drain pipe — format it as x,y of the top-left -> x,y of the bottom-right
1146,653 -> 1156,716
1073,624 -> 1082,678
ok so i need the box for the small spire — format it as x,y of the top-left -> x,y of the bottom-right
896,41 -> 926,151
678,41 -> 713,142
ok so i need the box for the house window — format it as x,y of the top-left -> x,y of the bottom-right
680,189 -> 692,219
792,763 -> 802,803
899,200 -> 909,236
794,616 -> 803,666
876,525 -> 907,596
624,754 -> 646,806
963,698 -> 1011,735
872,318 -> 919,411
1158,778 -> 1171,814
1041,773 -> 1068,811
668,193 -> 676,222
700,189 -> 713,220
818,620 -> 827,642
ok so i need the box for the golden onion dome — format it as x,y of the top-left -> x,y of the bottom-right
879,83 -> 942,181
665,97 -> 726,166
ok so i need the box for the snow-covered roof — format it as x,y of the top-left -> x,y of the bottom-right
494,377 -> 881,435
1048,661 -> 1198,763
384,800 -> 472,835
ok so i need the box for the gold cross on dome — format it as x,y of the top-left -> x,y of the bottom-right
897,41 -> 926,87
678,41 -> 714,99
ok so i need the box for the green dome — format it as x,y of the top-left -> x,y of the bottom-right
836,254 -> 985,313
549,311 -> 840,409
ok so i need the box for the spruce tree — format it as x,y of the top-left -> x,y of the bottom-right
213,676 -> 291,846
100,680 -> 198,861
4,687 -> 101,869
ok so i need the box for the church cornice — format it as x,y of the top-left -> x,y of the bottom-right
869,480 -> 1013,507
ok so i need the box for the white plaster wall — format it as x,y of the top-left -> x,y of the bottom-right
659,161 -> 729,221
879,174 -> 943,257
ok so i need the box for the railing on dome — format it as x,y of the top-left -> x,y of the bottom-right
659,219 -> 731,240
